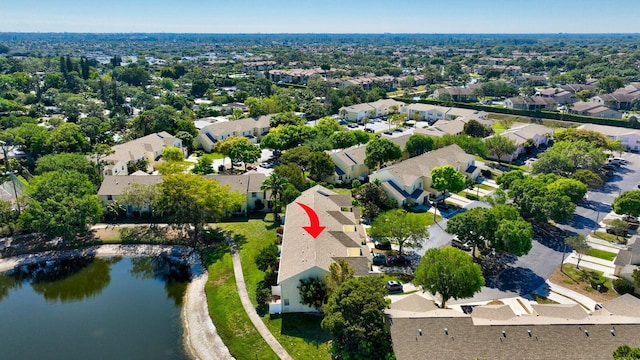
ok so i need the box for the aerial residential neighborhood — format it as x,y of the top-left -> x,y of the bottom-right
3,6 -> 640,359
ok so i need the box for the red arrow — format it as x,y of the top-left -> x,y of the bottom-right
296,202 -> 326,238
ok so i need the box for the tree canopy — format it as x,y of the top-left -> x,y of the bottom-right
364,138 -> 402,169
414,247 -> 484,308
484,135 -> 517,163
19,170 -> 102,241
307,151 -> 335,182
155,173 -> 245,241
613,190 -> 640,217
405,134 -> 434,157
430,165 -> 465,197
321,277 -> 394,360
369,209 -> 430,254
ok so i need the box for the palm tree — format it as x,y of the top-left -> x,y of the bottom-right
261,172 -> 289,222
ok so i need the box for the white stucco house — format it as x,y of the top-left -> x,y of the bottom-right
272,186 -> 370,314
369,144 -> 480,207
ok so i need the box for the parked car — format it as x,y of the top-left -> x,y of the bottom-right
347,123 -> 357,128
372,253 -> 387,265
602,164 -> 617,171
374,239 -> 392,250
364,128 -> 374,133
385,280 -> 403,293
386,255 -> 411,266
451,238 -> 472,251
383,131 -> 393,135
436,202 -> 452,210
606,226 -> 629,236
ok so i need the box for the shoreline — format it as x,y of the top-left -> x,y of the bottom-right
0,244 -> 233,360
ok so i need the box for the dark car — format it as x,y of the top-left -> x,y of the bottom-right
372,253 -> 387,265
374,239 -> 392,250
436,202 -> 452,210
385,280 -> 403,293
386,255 -> 411,266
602,164 -> 617,171
347,123 -> 358,128
383,131 -> 393,135
364,128 -> 374,133
606,226 -> 629,236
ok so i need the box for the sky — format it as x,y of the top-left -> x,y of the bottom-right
1,0 -> 639,34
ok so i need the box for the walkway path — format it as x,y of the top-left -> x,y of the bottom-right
547,281 -> 598,310
228,237 -> 293,360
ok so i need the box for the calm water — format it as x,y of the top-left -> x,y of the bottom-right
0,256 -> 190,360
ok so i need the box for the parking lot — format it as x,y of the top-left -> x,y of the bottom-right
345,118 -> 414,136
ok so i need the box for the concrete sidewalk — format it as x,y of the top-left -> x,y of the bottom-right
228,236 -> 293,360
563,253 -> 616,278
547,282 -> 598,310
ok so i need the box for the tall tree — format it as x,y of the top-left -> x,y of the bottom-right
364,138 -> 402,169
485,135 -> 517,163
273,163 -> 308,191
261,172 -> 289,221
19,170 -> 102,241
354,181 -> 389,220
298,277 -> 328,312
430,165 -> 465,200
492,219 -> 533,256
405,134 -> 434,157
155,173 -> 245,241
463,119 -> 493,138
325,259 -> 355,294
369,209 -> 430,254
321,277 -> 394,360
119,183 -> 159,214
229,139 -> 261,170
414,247 -> 484,308
565,235 -> 589,269
307,151 -> 335,182
35,153 -> 100,187
613,190 -> 640,217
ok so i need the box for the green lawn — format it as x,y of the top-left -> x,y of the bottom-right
591,231 -> 626,244
215,216 -> 331,360
532,294 -> 559,305
202,243 -> 278,360
587,248 -> 617,261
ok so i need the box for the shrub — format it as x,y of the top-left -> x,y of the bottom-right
351,179 -> 361,189
481,169 -> 493,179
254,243 -> 279,272
590,273 -> 607,291
613,278 -> 635,295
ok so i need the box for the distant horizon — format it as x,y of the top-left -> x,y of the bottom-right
2,0 -> 639,34
1,32 -> 639,36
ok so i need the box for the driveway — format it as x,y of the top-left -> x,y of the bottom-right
557,151 -> 640,236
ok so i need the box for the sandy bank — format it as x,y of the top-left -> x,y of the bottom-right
0,244 -> 233,360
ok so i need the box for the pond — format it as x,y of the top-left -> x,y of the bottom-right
0,256 -> 191,360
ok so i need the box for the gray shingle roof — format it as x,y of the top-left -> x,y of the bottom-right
277,186 -> 368,284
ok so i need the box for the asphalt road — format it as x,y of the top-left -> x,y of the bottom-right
557,151 -> 640,236
412,152 -> 640,301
